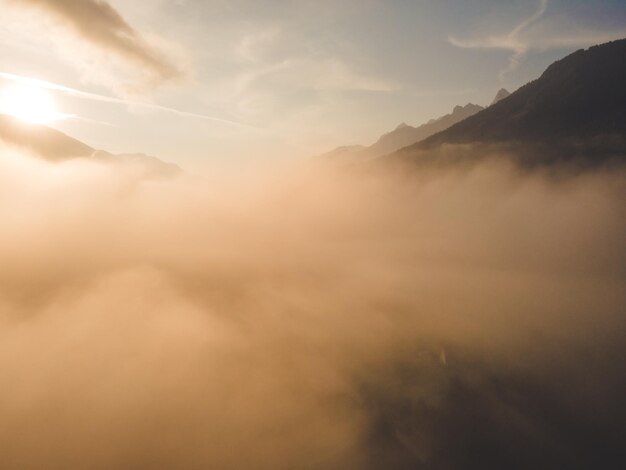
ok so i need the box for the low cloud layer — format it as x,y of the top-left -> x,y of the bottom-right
0,146 -> 624,469
9,0 -> 184,89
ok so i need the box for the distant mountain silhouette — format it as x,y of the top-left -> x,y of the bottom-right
490,88 -> 510,105
0,114 -> 93,160
0,114 -> 181,177
398,39 -> 626,166
366,103 -> 485,158
320,99 -> 495,161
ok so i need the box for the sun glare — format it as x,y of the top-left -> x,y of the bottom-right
0,84 -> 65,124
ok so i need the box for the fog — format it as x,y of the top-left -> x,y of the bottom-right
0,144 -> 624,469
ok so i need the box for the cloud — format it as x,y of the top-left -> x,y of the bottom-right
224,24 -> 397,123
8,0 -> 185,89
0,145 -> 624,468
450,0 -> 626,80
449,0 -> 548,79
236,57 -> 395,100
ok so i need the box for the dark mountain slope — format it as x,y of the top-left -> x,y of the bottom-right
414,39 -> 626,151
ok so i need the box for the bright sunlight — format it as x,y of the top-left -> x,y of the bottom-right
0,84 -> 65,124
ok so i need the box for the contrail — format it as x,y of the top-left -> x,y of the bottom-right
499,0 -> 548,79
448,0 -> 549,79
0,72 -> 255,129
509,0 -> 548,40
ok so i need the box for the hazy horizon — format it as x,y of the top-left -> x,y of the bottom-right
1,0 -> 625,167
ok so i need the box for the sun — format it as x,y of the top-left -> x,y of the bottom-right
0,84 -> 65,124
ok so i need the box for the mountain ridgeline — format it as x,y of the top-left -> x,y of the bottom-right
320,100 -> 496,161
490,88 -> 511,106
0,114 -> 181,177
396,39 -> 626,167
2,38 -> 624,172
0,114 -> 93,160
367,104 -> 485,158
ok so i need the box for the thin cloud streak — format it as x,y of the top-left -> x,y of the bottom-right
0,72 -> 256,129
508,0 -> 549,45
449,0 -> 626,81
449,0 -> 548,79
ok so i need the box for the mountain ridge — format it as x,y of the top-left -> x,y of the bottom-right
320,89 -> 510,161
407,39 -> 626,156
0,114 -> 181,177
491,88 -> 511,105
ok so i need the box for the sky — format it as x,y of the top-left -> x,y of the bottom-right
0,0 -> 625,168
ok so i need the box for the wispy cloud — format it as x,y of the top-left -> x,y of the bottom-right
449,0 -> 548,79
0,72 -> 253,128
449,0 -> 626,81
236,58 -> 395,98
7,0 -> 186,90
